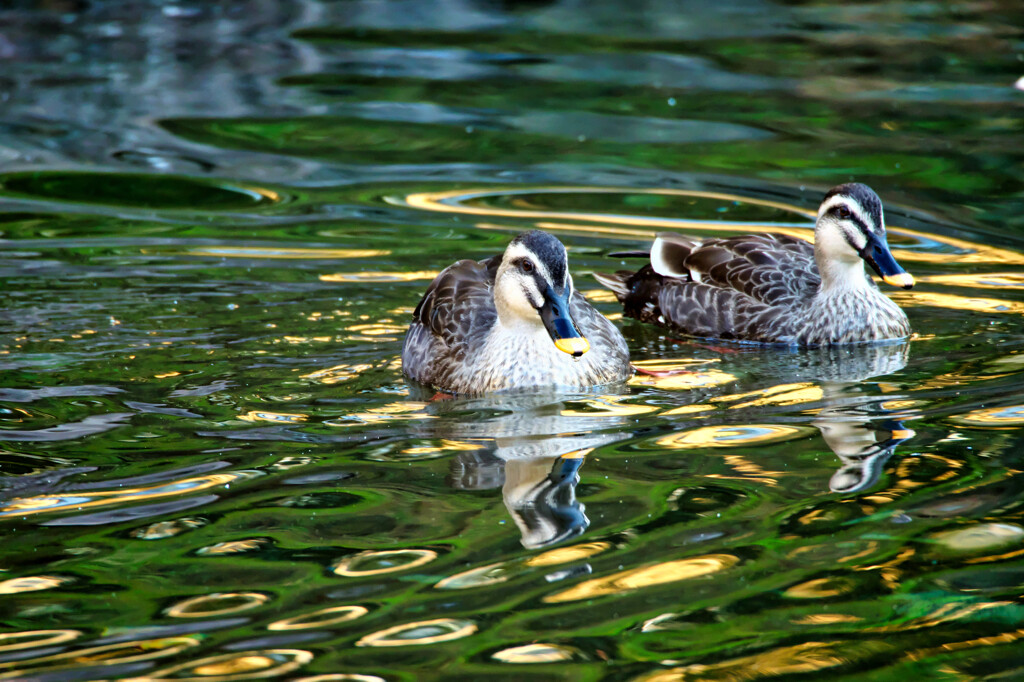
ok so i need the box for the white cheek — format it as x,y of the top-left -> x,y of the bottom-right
495,276 -> 543,323
817,221 -> 861,262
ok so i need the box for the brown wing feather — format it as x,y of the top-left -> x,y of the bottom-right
404,255 -> 500,385
684,233 -> 818,307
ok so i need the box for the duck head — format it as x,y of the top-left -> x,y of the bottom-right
494,231 -> 590,357
815,183 -> 914,290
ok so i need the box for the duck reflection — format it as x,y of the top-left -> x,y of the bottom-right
451,447 -> 590,549
411,388 -> 629,549
797,342 -> 916,494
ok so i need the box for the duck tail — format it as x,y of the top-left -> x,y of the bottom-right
592,271 -> 631,302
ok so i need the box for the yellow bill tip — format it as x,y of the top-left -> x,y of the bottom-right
890,429 -> 916,440
882,272 -> 915,289
554,337 -> 590,357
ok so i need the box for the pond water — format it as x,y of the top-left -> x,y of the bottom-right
2,1 -> 1024,680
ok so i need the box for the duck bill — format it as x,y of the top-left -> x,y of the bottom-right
539,285 -> 590,357
860,233 -> 914,289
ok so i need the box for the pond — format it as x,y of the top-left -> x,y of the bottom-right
1,1 -> 1024,680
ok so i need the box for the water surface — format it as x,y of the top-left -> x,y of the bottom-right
2,1 -> 1024,680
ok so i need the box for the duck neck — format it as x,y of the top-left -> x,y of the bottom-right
815,250 -> 874,300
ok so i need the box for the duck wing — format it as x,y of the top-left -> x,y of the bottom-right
411,255 -> 500,362
654,232 -> 818,307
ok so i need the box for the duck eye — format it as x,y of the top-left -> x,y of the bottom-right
520,259 -> 534,273
835,205 -> 852,220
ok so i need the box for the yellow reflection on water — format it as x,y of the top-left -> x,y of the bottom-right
581,288 -> 620,303
0,637 -> 198,679
294,671 -> 389,675
164,592 -> 270,618
525,541 -> 611,567
184,246 -> 390,259
321,270 -> 439,283
196,538 -> 269,556
0,471 -> 257,519
716,383 -> 823,409
951,404 -> 1024,428
0,630 -> 80,652
784,577 -> 855,599
301,359 -> 401,385
543,554 -> 738,603
404,187 -> 1024,270
356,618 -> 477,647
237,410 -> 307,424
890,290 -> 1024,314
435,562 -> 511,590
630,359 -> 736,391
493,643 -> 579,663
561,396 -> 659,417
401,439 -> 483,457
332,549 -> 438,577
327,401 -> 434,427
268,605 -> 369,631
634,640 -> 890,682
0,575 -> 69,594
129,648 -> 313,682
656,424 -> 810,449
919,272 -> 1024,289
792,613 -> 863,625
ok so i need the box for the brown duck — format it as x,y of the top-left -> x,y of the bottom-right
595,183 -> 914,346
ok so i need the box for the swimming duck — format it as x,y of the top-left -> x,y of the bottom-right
595,183 -> 914,346
402,230 -> 631,394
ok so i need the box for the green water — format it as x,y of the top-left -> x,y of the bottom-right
2,1 -> 1024,680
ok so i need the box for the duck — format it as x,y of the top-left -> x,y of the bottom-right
402,230 -> 632,394
594,183 -> 914,346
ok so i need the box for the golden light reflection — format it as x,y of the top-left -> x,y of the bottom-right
791,614 -> 863,625
660,404 -> 715,416
581,288 -> 620,303
435,562 -> 510,590
0,637 -> 198,679
890,290 -> 1024,314
928,523 -> 1024,553
726,384 -> 824,410
403,187 -> 816,241
196,538 -> 269,556
320,271 -> 439,283
543,554 -> 738,603
784,577 -> 855,599
560,396 -> 659,417
401,439 -> 483,457
951,405 -> 1024,428
626,358 -> 733,391
492,643 -> 579,663
0,575 -> 69,594
237,410 -> 307,424
919,272 -> 1024,289
327,401 -> 435,427
268,605 -> 369,631
0,471 -> 256,519
130,649 -> 313,682
332,549 -> 438,577
0,630 -> 80,652
525,541 -> 611,567
292,671 -> 387,675
185,246 -> 390,259
164,592 -> 270,618
905,628 -> 1024,664
634,640 -> 890,681
131,517 -> 207,540
301,358 -> 401,385
356,618 -> 477,647
656,424 -> 811,449
403,187 -> 1024,271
